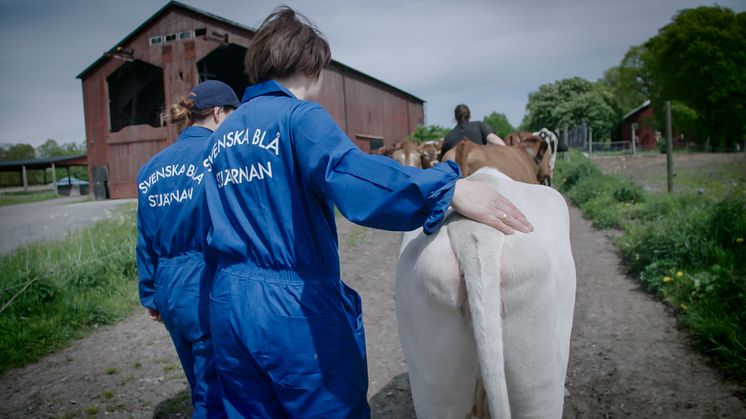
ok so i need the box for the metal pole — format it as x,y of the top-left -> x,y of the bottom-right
666,101 -> 673,193
22,165 -> 28,192
588,127 -> 593,156
631,123 -> 637,156
582,122 -> 587,151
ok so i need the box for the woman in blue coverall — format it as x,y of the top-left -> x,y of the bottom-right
203,7 -> 533,418
136,80 -> 239,418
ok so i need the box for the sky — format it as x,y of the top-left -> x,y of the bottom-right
0,0 -> 743,147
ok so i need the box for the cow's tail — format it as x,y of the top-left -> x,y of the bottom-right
448,215 -> 511,419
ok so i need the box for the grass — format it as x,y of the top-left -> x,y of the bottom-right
555,150 -> 746,382
0,190 -> 60,206
153,389 -> 192,418
652,159 -> 745,197
0,203 -> 139,374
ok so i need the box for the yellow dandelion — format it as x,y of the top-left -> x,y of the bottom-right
663,276 -> 672,283
737,237 -> 744,244
680,304 -> 688,311
676,271 -> 684,278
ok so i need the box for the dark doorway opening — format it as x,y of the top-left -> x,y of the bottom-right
107,60 -> 165,132
196,44 -> 248,100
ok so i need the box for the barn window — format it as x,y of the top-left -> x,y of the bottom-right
149,36 -> 163,45
356,134 -> 384,152
196,43 -> 247,99
195,28 -> 207,36
179,31 -> 194,40
106,60 -> 165,132
165,33 -> 176,42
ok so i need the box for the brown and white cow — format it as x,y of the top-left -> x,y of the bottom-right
441,137 -> 551,185
396,167 -> 576,419
503,131 -> 533,146
373,140 -> 423,168
418,140 -> 442,168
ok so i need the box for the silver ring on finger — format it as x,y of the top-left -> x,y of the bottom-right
501,213 -> 508,221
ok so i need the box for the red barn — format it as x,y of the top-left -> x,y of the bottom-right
621,100 -> 657,150
77,1 -> 425,199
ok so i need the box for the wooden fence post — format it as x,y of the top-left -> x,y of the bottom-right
666,101 -> 673,193
51,163 -> 58,195
22,165 -> 28,192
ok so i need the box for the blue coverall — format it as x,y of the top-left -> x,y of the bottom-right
203,80 -> 461,418
136,126 -> 224,418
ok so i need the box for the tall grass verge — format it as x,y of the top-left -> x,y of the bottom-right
555,151 -> 746,382
0,203 -> 139,374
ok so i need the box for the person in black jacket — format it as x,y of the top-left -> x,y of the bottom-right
440,104 -> 505,158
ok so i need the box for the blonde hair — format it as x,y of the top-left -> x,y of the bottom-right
169,97 -> 215,133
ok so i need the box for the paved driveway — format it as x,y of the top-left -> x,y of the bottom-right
0,196 -> 135,254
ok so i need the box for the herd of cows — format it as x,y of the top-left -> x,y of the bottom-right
377,130 -> 577,418
372,129 -> 562,186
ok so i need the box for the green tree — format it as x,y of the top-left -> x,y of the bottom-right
0,143 -> 36,161
600,45 -> 652,115
482,112 -> 515,138
407,125 -> 449,144
643,6 -> 746,148
521,77 -> 619,139
37,139 -> 85,158
36,139 -> 65,158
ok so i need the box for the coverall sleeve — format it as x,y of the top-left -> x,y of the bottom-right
136,206 -> 158,310
291,105 -> 461,234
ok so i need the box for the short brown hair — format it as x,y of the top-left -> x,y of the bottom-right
244,7 -> 331,84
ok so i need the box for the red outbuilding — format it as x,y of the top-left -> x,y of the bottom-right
621,100 -> 657,151
78,1 -> 425,199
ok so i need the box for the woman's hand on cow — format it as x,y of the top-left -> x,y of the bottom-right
451,179 -> 534,235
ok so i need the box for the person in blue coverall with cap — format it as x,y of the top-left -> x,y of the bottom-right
203,7 -> 533,418
137,80 -> 239,418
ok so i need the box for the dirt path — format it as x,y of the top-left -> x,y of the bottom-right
1,210 -> 744,417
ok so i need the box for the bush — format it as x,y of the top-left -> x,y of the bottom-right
612,180 -> 645,203
554,151 -> 746,382
581,196 -> 627,229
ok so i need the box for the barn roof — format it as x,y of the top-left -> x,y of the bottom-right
76,1 -> 424,104
622,99 -> 651,121
0,155 -> 88,172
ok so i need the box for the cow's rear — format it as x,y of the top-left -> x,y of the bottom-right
396,168 -> 576,419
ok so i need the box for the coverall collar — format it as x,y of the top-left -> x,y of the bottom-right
242,80 -> 296,103
178,125 -> 213,141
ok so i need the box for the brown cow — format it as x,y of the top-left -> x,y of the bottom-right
503,130 -> 533,146
371,140 -> 421,168
441,136 -> 551,184
417,141 -> 441,168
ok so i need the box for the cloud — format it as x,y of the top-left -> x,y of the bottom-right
0,0 -> 743,145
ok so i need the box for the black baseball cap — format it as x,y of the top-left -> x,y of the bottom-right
188,80 -> 240,110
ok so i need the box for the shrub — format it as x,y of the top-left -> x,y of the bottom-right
554,152 -> 746,382
554,151 -> 602,191
612,180 -> 645,203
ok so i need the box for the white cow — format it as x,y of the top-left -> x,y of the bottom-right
395,168 -> 576,419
